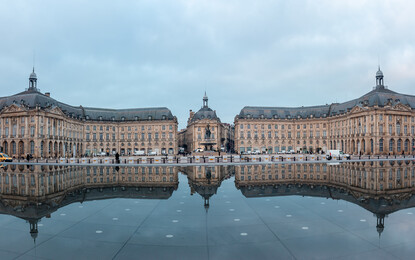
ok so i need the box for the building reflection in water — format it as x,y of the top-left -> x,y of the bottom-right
1,161 -> 415,240
0,164 -> 179,242
235,161 -> 415,237
180,166 -> 233,211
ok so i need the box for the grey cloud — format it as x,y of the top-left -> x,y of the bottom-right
0,0 -> 414,128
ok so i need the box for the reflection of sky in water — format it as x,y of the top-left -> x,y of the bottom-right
0,163 -> 414,259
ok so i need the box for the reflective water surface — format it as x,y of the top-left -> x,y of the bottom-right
1,161 -> 415,259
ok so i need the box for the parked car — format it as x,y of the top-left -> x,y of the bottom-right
0,153 -> 12,162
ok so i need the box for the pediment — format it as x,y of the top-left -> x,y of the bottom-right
392,103 -> 411,112
46,106 -> 67,117
349,105 -> 366,114
0,103 -> 25,114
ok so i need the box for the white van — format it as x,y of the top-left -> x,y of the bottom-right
326,150 -> 351,160
133,150 -> 145,156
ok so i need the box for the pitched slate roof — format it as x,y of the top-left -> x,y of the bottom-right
238,85 -> 415,120
0,88 -> 175,122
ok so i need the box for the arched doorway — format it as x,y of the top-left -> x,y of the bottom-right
18,141 -> 24,156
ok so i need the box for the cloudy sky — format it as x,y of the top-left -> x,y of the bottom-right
1,0 -> 414,128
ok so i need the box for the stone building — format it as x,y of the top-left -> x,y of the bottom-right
180,93 -> 231,153
0,69 -> 178,158
234,68 -> 415,155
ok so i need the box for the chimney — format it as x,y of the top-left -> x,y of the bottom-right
45,92 -> 50,97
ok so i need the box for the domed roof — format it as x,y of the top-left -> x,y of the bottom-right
29,68 -> 37,79
376,67 -> 383,77
191,107 -> 220,123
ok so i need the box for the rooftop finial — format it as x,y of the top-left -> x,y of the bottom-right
29,67 -> 38,91
375,66 -> 384,87
203,92 -> 208,108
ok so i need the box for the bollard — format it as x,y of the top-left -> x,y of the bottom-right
305,157 -> 307,161
293,157 -> 296,161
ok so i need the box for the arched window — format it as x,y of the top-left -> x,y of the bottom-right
397,139 -> 402,152
30,141 -> 35,154
405,139 -> 409,152
389,139 -> 394,152
11,141 -> 16,154
379,138 -> 384,152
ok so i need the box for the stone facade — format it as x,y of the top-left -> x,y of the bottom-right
234,68 -> 415,155
0,70 -> 178,158
180,93 -> 229,153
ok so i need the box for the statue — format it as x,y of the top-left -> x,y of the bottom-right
205,124 -> 211,139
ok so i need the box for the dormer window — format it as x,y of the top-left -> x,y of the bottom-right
99,116 -> 103,121
162,115 -> 166,120
112,116 -> 115,121
148,115 -> 152,120
273,115 -> 278,119
135,116 -> 139,121
247,114 -> 251,119
260,114 -> 264,119
121,117 -> 125,121
86,115 -> 90,120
